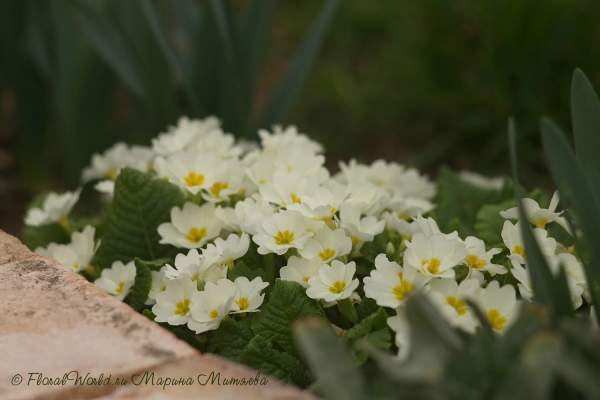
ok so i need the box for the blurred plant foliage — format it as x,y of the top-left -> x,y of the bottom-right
0,0 -> 340,187
293,70 -> 600,400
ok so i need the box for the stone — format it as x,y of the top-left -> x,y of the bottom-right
0,231 -> 316,400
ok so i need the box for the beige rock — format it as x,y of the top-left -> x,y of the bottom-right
0,231 -> 316,400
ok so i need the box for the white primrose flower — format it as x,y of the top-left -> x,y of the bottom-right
287,185 -> 352,222
270,142 -> 326,177
258,125 -> 324,155
94,180 -> 115,196
473,280 -> 520,333
338,181 -> 387,216
501,221 -> 556,265
252,212 -> 315,255
201,158 -> 247,202
427,278 -> 480,333
280,256 -> 323,288
363,254 -> 430,308
164,248 -> 225,290
152,116 -> 221,157
386,196 -> 436,221
82,142 -> 153,182
412,213 -> 459,240
158,202 -> 222,249
188,279 -> 238,334
35,225 -> 100,273
306,260 -> 359,302
384,213 -> 421,244
403,232 -> 467,279
500,191 -> 570,232
164,148 -> 227,195
94,260 -> 137,301
558,253 -> 590,303
298,227 -> 352,263
230,276 -> 269,313
338,203 -> 385,249
203,233 -> 250,269
462,236 -> 506,276
153,275 -> 198,325
510,259 -> 534,301
387,307 -> 411,360
259,170 -> 320,208
458,170 -> 505,191
146,266 -> 168,305
25,188 -> 82,227
215,195 -> 276,235
394,168 -> 437,200
195,129 -> 242,159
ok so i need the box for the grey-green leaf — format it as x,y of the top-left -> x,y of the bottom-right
208,317 -> 254,362
128,257 -> 153,311
93,168 -> 185,269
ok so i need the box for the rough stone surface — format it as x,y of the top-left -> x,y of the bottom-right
0,230 -> 316,400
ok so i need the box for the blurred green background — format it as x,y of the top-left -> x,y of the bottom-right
1,0 -> 599,238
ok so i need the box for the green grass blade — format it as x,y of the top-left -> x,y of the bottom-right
139,0 -> 204,116
257,0 -> 341,131
238,0 -> 275,93
73,2 -> 146,102
541,117 -> 600,321
571,69 -> 600,203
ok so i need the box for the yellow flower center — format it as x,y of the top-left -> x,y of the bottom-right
106,167 -> 119,181
351,236 -> 361,247
465,254 -> 488,269
209,309 -> 219,319
329,207 -> 337,214
303,276 -> 310,282
274,230 -> 295,245
398,213 -> 411,221
513,245 -> 526,259
374,179 -> 386,186
421,258 -> 441,274
115,281 -> 125,295
236,297 -> 250,311
290,193 -> 301,204
175,299 -> 191,316
392,280 -> 416,301
184,172 -> 205,187
447,296 -> 467,316
209,181 -> 228,198
531,217 -> 549,229
329,281 -> 347,294
318,248 -> 337,261
486,309 -> 507,331
185,227 -> 207,244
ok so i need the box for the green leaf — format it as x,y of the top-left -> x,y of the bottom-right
229,260 -> 268,282
208,317 -> 254,362
94,168 -> 186,269
293,318 -> 365,400
73,2 -> 146,101
475,199 -> 515,247
239,335 -> 312,388
135,257 -> 172,272
540,118 -> 600,319
356,297 -> 379,321
572,69 -> 600,204
436,166 -> 511,237
139,0 -> 204,116
257,0 -> 341,130
251,280 -> 325,357
142,309 -> 156,321
127,257 -> 153,311
343,307 -> 391,363
23,223 -> 70,250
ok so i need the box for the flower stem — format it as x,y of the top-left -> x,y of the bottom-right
337,298 -> 358,324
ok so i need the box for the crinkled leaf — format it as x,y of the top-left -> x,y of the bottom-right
239,335 -> 312,388
127,257 -> 153,311
135,257 -> 172,272
251,280 -> 325,357
142,309 -> 156,321
356,297 -> 379,322
229,260 -> 268,282
94,168 -> 185,269
23,223 -> 70,250
344,307 -> 389,344
475,199 -> 515,247
208,317 -> 254,362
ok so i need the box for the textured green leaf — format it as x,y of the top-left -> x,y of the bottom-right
572,69 -> 600,204
239,335 -> 312,388
251,280 -> 325,357
436,166 -> 511,237
94,168 -> 185,269
135,257 -> 172,272
475,199 -> 515,247
541,118 -> 600,319
23,223 -> 70,250
127,257 -> 153,311
344,307 -> 389,344
229,260 -> 268,282
293,318 -> 364,400
73,2 -> 146,101
257,0 -> 341,130
208,317 -> 254,362
142,309 -> 156,321
356,297 -> 379,322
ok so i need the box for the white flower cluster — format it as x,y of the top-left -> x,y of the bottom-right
35,226 -> 100,273
29,115 -> 589,358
